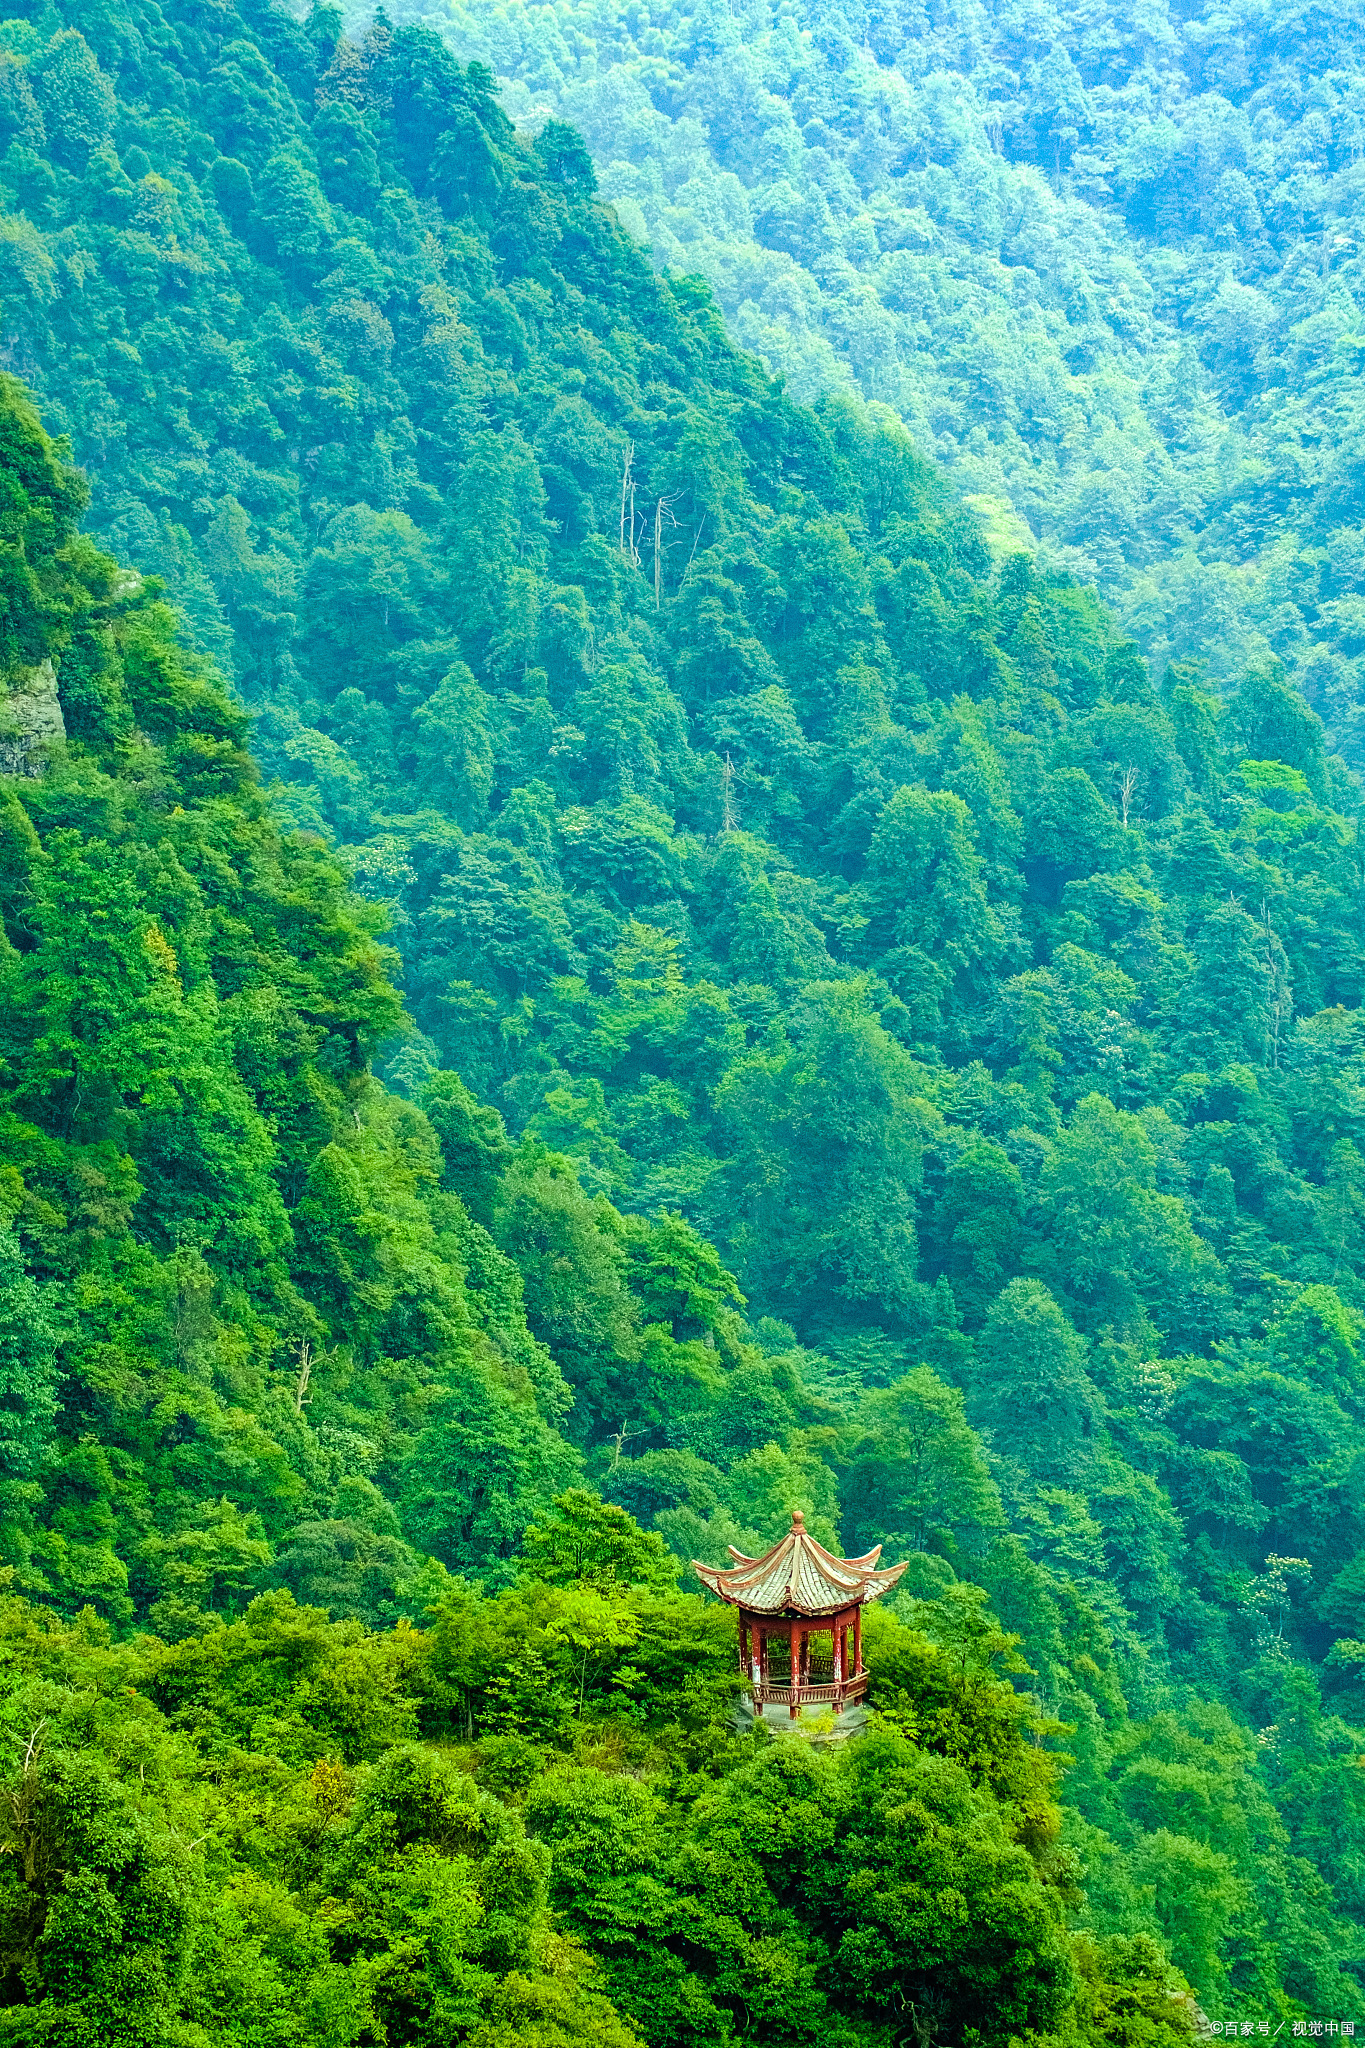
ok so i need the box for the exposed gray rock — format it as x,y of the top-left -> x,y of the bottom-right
0,658 -> 64,776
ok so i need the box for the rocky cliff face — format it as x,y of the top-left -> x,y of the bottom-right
0,658 -> 64,775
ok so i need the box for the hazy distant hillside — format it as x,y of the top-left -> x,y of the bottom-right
369,0 -> 1365,767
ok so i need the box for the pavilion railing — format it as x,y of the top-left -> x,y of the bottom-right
751,1674 -> 869,1710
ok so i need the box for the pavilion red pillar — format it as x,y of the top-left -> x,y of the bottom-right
789,1618 -> 800,1718
853,1602 -> 862,1677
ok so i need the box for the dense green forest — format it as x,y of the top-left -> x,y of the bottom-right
1,0 -> 1365,2034
380,0 -> 1365,772
0,371 -> 1203,2048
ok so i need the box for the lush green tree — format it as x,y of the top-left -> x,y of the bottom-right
1039,1095 -> 1227,1346
519,1490 -> 678,1593
973,1280 -> 1102,1492
714,980 -> 929,1326
493,1148 -> 645,1443
841,1366 -> 1002,1558
0,1219 -> 57,1478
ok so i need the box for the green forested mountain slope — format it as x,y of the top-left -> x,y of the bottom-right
0,353 -> 1198,2048
373,0 -> 1365,767
2,1553 -> 1189,2048
0,370 -> 567,1614
1,0 -> 1365,2029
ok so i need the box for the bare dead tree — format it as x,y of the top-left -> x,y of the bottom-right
619,443 -> 641,567
619,441 -> 633,557
0,1721 -> 50,1886
721,753 -> 738,835
606,1420 -> 646,1471
653,492 -> 680,607
293,1338 -> 313,1416
680,512 -> 707,589
1262,900 -> 1292,1070
1118,761 -> 1139,829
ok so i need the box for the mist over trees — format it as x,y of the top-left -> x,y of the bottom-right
393,0 -> 1365,770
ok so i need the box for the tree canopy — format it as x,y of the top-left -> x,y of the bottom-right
0,0 -> 1364,2030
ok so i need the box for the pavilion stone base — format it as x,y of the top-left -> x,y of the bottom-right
732,1694 -> 871,1742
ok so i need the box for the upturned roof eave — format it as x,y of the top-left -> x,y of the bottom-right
692,1521 -> 908,1616
691,1580 -> 907,1616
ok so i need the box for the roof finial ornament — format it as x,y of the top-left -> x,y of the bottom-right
791,1508 -> 805,1527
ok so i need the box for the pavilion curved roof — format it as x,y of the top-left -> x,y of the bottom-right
692,1510 -> 908,1616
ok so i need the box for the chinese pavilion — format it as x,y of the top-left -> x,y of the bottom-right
693,1510 -> 907,1720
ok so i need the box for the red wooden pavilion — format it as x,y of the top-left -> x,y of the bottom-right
693,1509 -> 907,1719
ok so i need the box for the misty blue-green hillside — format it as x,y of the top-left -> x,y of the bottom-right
377,0 -> 1365,766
